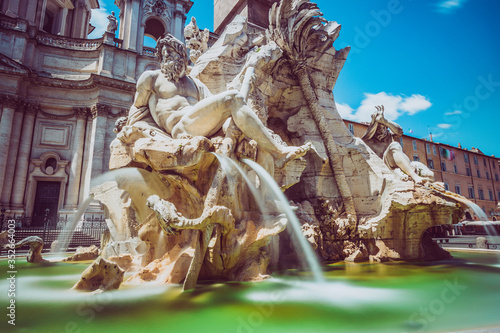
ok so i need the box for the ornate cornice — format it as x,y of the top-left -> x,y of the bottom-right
26,74 -> 136,92
91,74 -> 136,92
28,74 -> 97,90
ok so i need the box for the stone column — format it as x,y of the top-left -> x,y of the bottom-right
25,0 -> 38,25
4,0 -> 19,18
121,3 -> 131,49
0,96 -> 18,203
71,0 -> 86,38
173,8 -> 186,40
137,23 -> 145,55
90,104 -> 109,178
57,8 -> 69,36
11,105 -> 37,210
38,0 -> 48,31
127,0 -> 140,51
79,111 -> 97,202
65,108 -> 87,209
118,10 -> 125,41
1,101 -> 25,206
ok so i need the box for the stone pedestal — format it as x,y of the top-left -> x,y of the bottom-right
103,31 -> 116,46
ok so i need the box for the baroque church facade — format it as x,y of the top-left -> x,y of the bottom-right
0,0 -> 193,226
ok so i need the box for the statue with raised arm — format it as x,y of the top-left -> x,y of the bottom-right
362,106 -> 434,184
125,34 -> 311,168
103,33 -> 313,289
184,17 -> 210,64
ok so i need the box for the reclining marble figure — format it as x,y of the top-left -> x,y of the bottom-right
107,33 -> 314,289
362,105 -> 434,184
124,34 -> 311,168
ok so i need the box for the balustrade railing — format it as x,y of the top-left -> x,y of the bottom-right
114,38 -> 123,48
143,46 -> 156,57
35,33 -> 103,51
0,15 -> 17,30
0,213 -> 108,250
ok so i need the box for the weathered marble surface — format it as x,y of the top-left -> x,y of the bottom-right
73,257 -> 124,292
63,245 -> 100,262
83,0 -> 472,293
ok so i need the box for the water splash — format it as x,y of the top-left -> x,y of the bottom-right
242,159 -> 325,282
51,195 -> 94,253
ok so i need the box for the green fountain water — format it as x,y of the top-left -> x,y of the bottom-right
1,251 -> 500,332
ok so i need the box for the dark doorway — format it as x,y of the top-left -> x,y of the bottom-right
32,181 -> 60,227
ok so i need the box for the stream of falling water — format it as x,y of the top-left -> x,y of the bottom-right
212,153 -> 268,214
238,158 -> 325,282
466,202 -> 489,221
214,154 -> 324,281
51,167 -> 154,253
51,195 -> 94,253
427,184 -> 500,251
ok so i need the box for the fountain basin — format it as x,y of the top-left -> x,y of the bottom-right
1,251 -> 500,332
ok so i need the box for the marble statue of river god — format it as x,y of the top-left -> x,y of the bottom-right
76,0 -> 469,292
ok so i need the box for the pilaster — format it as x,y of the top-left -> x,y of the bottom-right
65,107 -> 88,209
11,104 -> 38,210
4,0 -> 19,18
79,109 -> 97,203
0,100 -> 26,206
90,104 -> 110,178
0,96 -> 18,202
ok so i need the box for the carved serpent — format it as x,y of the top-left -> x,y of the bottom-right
146,194 -> 234,235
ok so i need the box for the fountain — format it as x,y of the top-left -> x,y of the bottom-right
2,1 -> 500,332
57,0 -> 472,288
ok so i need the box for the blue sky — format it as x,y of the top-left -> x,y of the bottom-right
92,0 -> 500,156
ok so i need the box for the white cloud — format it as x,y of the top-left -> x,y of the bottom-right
445,110 -> 462,116
437,123 -> 452,129
88,5 -> 112,39
399,94 -> 432,115
436,0 -> 468,13
335,92 -> 432,123
336,102 -> 355,119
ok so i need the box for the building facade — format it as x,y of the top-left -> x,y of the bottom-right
345,119 -> 500,220
0,0 -> 192,226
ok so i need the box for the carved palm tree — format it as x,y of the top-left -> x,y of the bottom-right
268,0 -> 357,220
